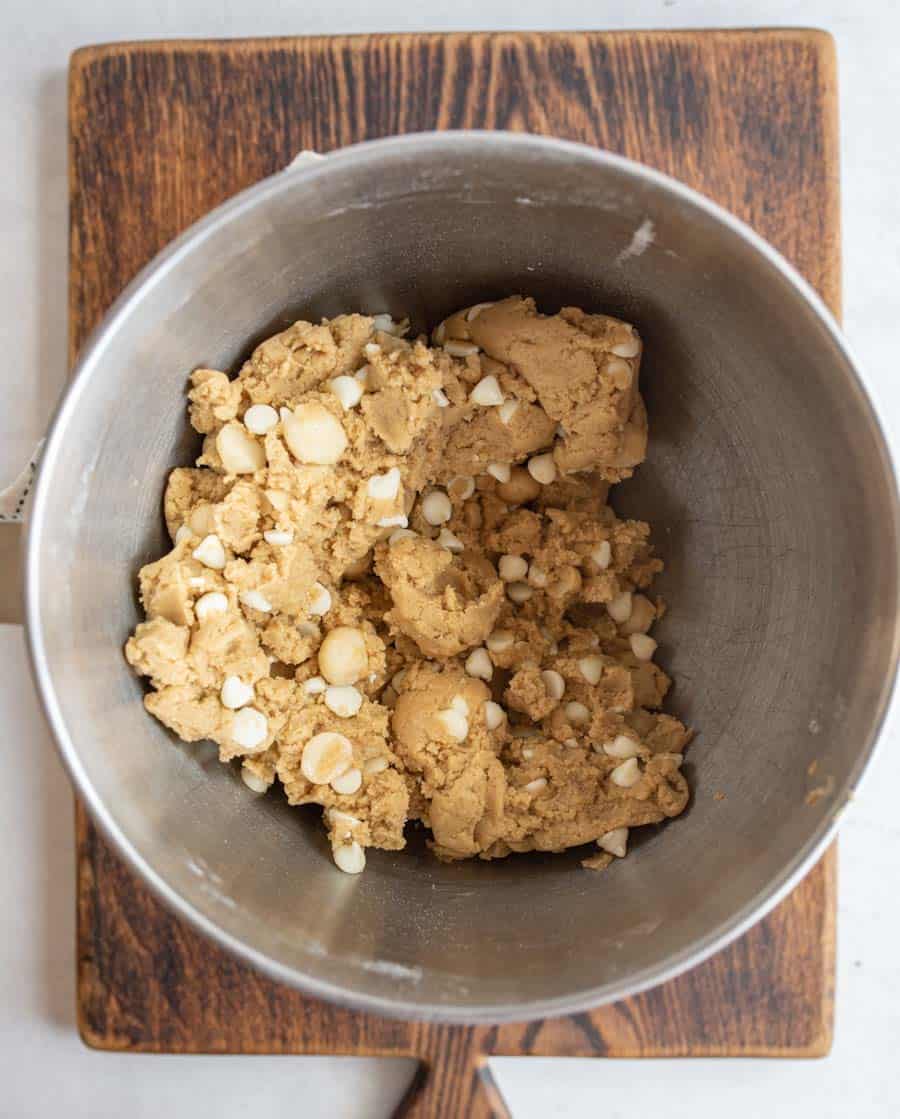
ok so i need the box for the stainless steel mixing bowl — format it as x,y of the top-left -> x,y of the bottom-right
26,132 -> 900,1022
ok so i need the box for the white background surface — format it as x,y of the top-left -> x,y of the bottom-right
3,1 -> 899,1116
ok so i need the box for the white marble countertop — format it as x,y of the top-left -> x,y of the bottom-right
4,1 -> 900,1115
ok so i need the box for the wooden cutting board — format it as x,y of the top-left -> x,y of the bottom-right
70,29 -> 839,1117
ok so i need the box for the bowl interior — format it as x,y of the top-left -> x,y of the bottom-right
29,135 -> 899,1019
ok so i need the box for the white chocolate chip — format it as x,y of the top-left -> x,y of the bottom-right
484,701 -> 506,730
355,365 -> 371,385
175,524 -> 193,545
564,701 -> 591,727
308,582 -> 332,616
265,488 -> 290,512
333,841 -> 366,874
603,734 -> 641,759
564,737 -> 580,749
364,342 -> 381,358
523,777 -> 547,794
240,588 -> 273,613
421,490 -> 453,525
465,648 -> 493,681
432,388 -> 450,408
372,312 -> 397,333
364,756 -> 389,776
541,670 -> 566,701
486,630 -> 514,653
506,581 -> 533,603
610,757 -> 642,788
527,453 -> 556,485
487,463 -> 511,483
324,685 -> 363,719
466,302 -> 494,320
630,633 -> 658,661
522,747 -> 535,760
328,375 -> 364,410
318,626 -> 368,685
241,767 -> 270,794
444,341 -> 480,357
607,357 -> 632,381
607,590 -> 633,624
577,655 -> 604,686
216,422 -> 266,474
264,529 -> 294,547
192,534 -> 226,570
331,767 -> 362,795
301,731 -> 354,784
303,676 -> 327,695
231,707 -> 268,752
367,467 -> 402,502
497,399 -> 520,425
498,554 -> 528,582
282,403 -> 348,465
450,695 -> 469,717
388,528 -> 418,544
527,564 -> 548,588
436,708 -> 469,741
328,808 -> 361,835
611,333 -> 640,358
620,594 -> 656,636
598,827 -> 629,857
221,675 -> 254,710
194,591 -> 228,621
469,375 -> 504,406
591,541 -> 612,570
377,513 -> 408,529
437,527 -> 464,553
243,403 -> 279,435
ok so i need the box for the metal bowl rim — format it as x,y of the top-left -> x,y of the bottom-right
25,130 -> 900,1023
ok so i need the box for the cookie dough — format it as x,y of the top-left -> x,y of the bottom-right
126,299 -> 692,874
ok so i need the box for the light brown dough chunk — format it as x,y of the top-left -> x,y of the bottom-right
126,299 -> 692,872
376,536 -> 504,657
442,296 -> 644,481
188,369 -> 242,434
125,618 -> 190,688
391,664 -> 503,859
437,397 -> 556,481
164,467 -> 232,540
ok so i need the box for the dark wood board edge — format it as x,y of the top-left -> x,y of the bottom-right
68,29 -> 840,1073
68,26 -> 838,62
73,833 -> 836,1059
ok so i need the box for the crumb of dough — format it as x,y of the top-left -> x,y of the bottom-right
126,301 -> 693,873
805,776 -> 835,806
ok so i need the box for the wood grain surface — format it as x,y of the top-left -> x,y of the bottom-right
69,30 -> 840,1118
